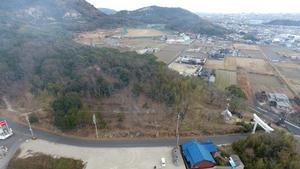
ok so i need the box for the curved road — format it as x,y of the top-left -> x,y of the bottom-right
1,116 -> 247,147
0,114 -> 247,169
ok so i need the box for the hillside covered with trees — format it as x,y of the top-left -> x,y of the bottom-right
232,132 -> 300,169
0,0 -> 237,137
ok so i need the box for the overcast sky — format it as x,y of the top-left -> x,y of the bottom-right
86,0 -> 300,13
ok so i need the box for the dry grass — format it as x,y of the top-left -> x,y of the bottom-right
215,70 -> 237,90
274,62 -> 300,95
155,44 -> 187,64
205,59 -> 225,70
236,58 -> 274,75
168,63 -> 198,75
7,152 -> 84,169
205,57 -> 272,75
124,29 -> 166,37
248,74 -> 294,97
119,39 -> 166,50
74,29 -> 121,45
234,43 -> 260,50
224,57 -> 237,71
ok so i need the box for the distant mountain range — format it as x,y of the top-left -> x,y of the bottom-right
0,0 -> 226,35
266,19 -> 300,27
98,8 -> 117,15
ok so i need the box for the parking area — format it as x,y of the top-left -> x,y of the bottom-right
0,134 -> 26,169
17,139 -> 186,169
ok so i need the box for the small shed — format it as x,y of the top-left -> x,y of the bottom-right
182,140 -> 217,169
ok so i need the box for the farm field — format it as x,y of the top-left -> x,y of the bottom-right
234,43 -> 260,50
74,28 -> 122,45
215,70 -> 237,90
119,39 -> 167,51
224,57 -> 237,71
236,58 -> 274,75
274,62 -> 300,95
248,73 -> 294,97
204,57 -> 237,71
155,44 -> 187,64
124,28 -> 166,38
239,49 -> 264,59
204,59 -> 225,70
168,62 -> 198,75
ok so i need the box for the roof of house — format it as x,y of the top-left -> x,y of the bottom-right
182,140 -> 217,167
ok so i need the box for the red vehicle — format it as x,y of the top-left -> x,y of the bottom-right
0,120 -> 13,140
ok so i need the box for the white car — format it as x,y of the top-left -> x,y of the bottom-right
161,158 -> 166,167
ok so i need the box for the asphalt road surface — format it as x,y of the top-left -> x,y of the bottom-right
1,116 -> 247,147
0,115 -> 247,169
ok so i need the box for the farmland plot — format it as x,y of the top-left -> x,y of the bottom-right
248,73 -> 294,97
215,70 -> 237,90
155,44 -> 187,64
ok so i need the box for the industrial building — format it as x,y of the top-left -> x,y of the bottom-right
181,140 -> 217,169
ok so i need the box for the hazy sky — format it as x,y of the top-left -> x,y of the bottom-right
86,0 -> 300,13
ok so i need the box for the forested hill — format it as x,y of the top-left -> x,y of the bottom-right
0,0 -> 110,31
0,0 -> 221,132
265,19 -> 300,27
112,6 -> 227,36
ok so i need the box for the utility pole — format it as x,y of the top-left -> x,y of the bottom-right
25,115 -> 35,139
176,113 -> 181,147
92,114 -> 99,139
172,112 -> 181,166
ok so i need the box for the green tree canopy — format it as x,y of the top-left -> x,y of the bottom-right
232,132 -> 300,169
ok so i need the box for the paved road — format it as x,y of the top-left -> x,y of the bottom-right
0,115 -> 247,169
250,106 -> 300,135
1,116 -> 247,148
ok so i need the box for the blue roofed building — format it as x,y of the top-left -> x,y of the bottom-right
181,140 -> 217,169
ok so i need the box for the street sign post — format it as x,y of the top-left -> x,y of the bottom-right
93,114 -> 99,138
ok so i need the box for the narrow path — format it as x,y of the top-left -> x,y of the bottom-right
2,97 -> 14,113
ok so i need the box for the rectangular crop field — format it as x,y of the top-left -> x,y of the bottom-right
236,58 -> 274,75
215,70 -> 237,90
248,73 -> 294,97
155,44 -> 187,64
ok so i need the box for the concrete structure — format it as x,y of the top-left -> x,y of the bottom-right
252,114 -> 274,134
268,93 -> 291,112
181,140 -> 217,169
